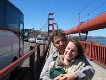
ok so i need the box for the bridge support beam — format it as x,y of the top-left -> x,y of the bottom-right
48,13 -> 54,36
65,12 -> 106,34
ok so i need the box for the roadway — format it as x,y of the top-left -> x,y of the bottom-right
22,42 -> 44,67
21,42 -> 35,67
17,42 -> 44,80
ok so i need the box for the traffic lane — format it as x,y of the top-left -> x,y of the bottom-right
22,42 -> 44,67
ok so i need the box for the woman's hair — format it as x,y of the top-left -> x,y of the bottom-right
50,29 -> 67,43
68,38 -> 84,57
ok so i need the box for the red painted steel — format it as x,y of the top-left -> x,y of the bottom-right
0,40 -> 49,79
0,45 -> 37,79
48,13 -> 54,36
65,12 -> 106,34
80,41 -> 106,66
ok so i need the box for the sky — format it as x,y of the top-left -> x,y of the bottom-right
10,0 -> 106,37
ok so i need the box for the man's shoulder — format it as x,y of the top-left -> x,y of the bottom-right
79,55 -> 87,61
76,58 -> 85,62
47,51 -> 59,61
79,55 -> 91,66
49,50 -> 59,57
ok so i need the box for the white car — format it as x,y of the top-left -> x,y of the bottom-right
28,38 -> 36,43
36,37 -> 44,44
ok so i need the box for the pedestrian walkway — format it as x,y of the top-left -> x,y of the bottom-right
89,59 -> 106,80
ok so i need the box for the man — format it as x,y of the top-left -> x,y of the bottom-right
40,29 -> 95,80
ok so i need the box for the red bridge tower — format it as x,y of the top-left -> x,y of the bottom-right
48,13 -> 54,37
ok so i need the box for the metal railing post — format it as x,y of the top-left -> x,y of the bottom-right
30,46 -> 35,80
37,45 -> 40,65
43,44 -> 45,57
89,42 -> 92,60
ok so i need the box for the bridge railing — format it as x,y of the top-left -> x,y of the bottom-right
80,41 -> 106,67
0,40 -> 50,80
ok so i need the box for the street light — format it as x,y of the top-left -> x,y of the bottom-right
54,23 -> 58,29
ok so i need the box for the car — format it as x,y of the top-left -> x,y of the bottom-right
28,37 -> 36,43
36,37 -> 44,44
24,38 -> 28,42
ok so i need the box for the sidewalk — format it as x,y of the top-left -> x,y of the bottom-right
89,59 -> 106,80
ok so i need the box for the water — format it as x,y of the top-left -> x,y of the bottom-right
87,39 -> 106,45
96,39 -> 106,45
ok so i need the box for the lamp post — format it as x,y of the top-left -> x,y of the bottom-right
54,23 -> 58,29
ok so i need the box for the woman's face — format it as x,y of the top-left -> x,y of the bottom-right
64,41 -> 78,61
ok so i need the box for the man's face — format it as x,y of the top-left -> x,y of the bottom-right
53,35 -> 67,54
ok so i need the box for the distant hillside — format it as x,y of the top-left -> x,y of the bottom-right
27,29 -> 48,38
70,35 -> 106,40
87,36 -> 106,39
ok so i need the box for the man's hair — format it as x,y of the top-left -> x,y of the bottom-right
51,29 -> 67,43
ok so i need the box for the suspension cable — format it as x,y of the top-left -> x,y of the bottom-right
69,1 -> 106,27
65,0 -> 94,27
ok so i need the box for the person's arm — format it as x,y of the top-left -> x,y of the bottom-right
75,55 -> 95,80
54,56 -> 95,80
75,64 -> 95,80
54,72 -> 78,80
54,65 -> 94,80
40,54 -> 54,80
72,58 -> 95,80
